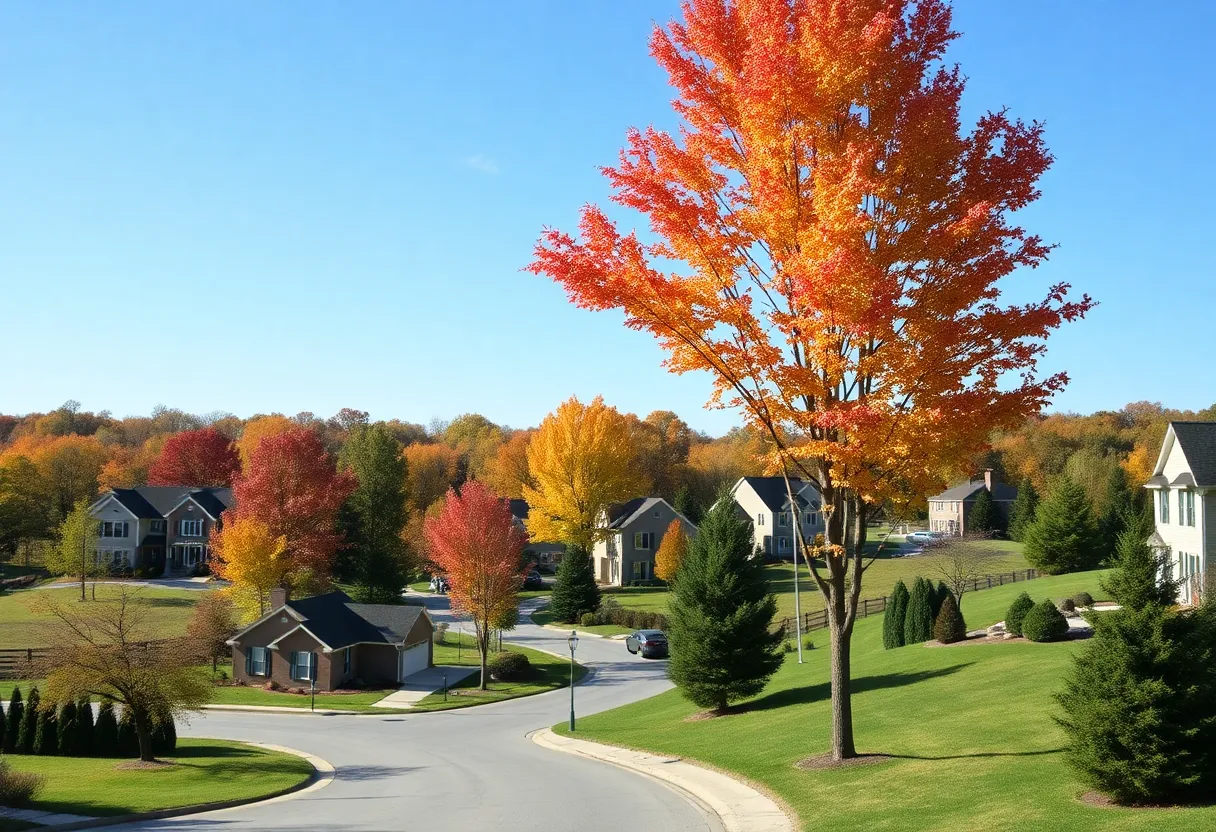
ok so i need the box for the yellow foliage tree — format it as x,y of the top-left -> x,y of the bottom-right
236,415 -> 295,471
522,396 -> 647,549
654,519 -> 688,584
210,516 -> 289,621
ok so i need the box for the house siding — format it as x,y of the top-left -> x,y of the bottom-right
89,496 -> 139,569
730,480 -> 824,557
592,501 -> 696,587
232,615 -> 334,690
164,499 -> 218,572
1151,437 -> 1206,603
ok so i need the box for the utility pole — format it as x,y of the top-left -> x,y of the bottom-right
793,517 -> 804,664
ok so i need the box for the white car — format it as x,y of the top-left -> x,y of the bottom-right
905,531 -> 946,546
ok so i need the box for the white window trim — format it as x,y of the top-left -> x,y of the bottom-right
248,646 -> 270,676
290,651 -> 317,682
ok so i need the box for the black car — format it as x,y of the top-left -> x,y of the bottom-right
522,570 -> 545,590
625,629 -> 669,659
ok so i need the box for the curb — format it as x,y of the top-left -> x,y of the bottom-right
530,728 -> 793,832
32,741 -> 335,831
203,703 -> 359,715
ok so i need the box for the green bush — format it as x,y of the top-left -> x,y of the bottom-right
151,716 -> 177,756
57,701 -> 78,756
883,580 -> 909,649
1005,592 -> 1035,636
2,688 -> 20,754
1022,599 -> 1070,643
0,757 -> 44,807
487,652 -> 532,681
1059,597 -> 1076,613
15,687 -> 38,754
93,701 -> 118,757
1073,591 -> 1094,608
579,612 -> 596,627
903,577 -> 935,645
117,708 -> 138,758
933,592 -> 967,644
32,705 -> 57,756
75,697 -> 94,757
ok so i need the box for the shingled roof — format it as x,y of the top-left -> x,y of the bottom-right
1162,422 -> 1216,487
930,480 -> 1018,502
106,486 -> 233,520
235,590 -> 431,651
738,477 -> 817,512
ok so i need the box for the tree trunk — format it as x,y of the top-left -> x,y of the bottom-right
134,709 -> 154,762
477,624 -> 489,691
827,619 -> 855,760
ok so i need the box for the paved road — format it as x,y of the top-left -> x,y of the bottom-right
112,596 -> 719,832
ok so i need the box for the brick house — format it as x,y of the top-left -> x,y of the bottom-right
227,588 -> 435,691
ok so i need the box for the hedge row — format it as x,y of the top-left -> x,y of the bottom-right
0,686 -> 176,758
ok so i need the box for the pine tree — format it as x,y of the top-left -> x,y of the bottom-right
16,686 -> 39,753
32,703 -> 57,756
930,581 -> 951,620
1102,510 -> 1176,610
1023,476 -> 1100,574
903,577 -> 935,645
673,485 -> 704,526
93,701 -> 118,757
548,545 -> 600,623
337,423 -> 411,603
76,697 -> 94,757
883,580 -> 909,649
666,494 -> 784,713
58,701 -> 78,756
117,707 -> 139,758
3,688 -> 22,753
933,592 -> 967,643
1005,591 -> 1035,636
1096,465 -> 1133,559
1007,478 -> 1039,542
968,489 -> 996,533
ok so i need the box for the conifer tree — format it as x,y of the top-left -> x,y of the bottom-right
3,688 -> 22,753
548,545 -> 600,623
76,697 -> 94,757
1101,511 -> 1175,610
1007,478 -> 1039,542
93,700 -> 118,757
933,592 -> 967,643
968,489 -> 996,533
33,703 -> 57,756
883,580 -> 909,649
117,707 -> 138,758
57,700 -> 78,756
1005,591 -> 1035,636
673,485 -> 704,526
903,577 -> 935,645
1023,476 -> 1100,574
666,494 -> 783,713
16,686 -> 39,753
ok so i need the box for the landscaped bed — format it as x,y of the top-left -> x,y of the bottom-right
555,570 -> 1216,832
3,738 -> 314,817
530,607 -> 631,637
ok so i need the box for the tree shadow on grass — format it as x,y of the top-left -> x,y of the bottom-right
886,748 -> 1065,761
144,596 -> 198,609
738,663 -> 974,714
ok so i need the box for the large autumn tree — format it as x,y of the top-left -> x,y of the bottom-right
424,481 -> 528,690
223,427 -> 356,594
147,428 -> 241,488
522,396 -> 648,550
530,0 -> 1091,760
337,423 -> 410,603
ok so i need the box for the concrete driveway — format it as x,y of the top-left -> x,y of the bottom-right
110,597 -> 719,832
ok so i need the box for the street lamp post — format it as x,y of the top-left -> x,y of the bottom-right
310,676 -> 317,713
567,630 -> 579,732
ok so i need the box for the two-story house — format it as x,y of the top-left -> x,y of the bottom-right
1144,421 -> 1216,605
728,476 -> 825,558
591,497 -> 696,586
926,470 -> 1017,536
87,486 -> 232,575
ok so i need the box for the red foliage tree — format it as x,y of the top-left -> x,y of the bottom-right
229,427 -> 356,589
147,429 -> 241,488
424,481 -> 528,690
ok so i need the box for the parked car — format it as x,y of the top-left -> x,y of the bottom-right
429,575 -> 449,594
905,531 -> 946,546
625,630 -> 669,659
522,570 -> 545,590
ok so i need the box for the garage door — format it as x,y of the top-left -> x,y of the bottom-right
398,643 -> 429,681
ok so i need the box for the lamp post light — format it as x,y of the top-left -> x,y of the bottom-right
567,630 -> 579,731
310,676 -> 317,713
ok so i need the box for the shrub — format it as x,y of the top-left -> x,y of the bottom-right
802,634 -> 814,651
933,592 -> 967,644
883,580 -> 909,649
75,697 -> 93,757
151,716 -> 177,756
15,688 -> 38,754
2,689 -> 20,754
0,757 -> 45,807
487,652 -> 532,681
57,701 -> 78,756
782,640 -> 794,653
117,709 -> 139,758
1005,592 -> 1035,636
1073,591 -> 1094,608
93,701 -> 118,757
1058,597 -> 1076,613
903,577 -> 935,645
580,612 -> 596,627
433,623 -> 449,644
1022,599 -> 1070,643
32,706 -> 56,756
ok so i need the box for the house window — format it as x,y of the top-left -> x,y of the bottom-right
246,646 -> 269,676
179,519 -> 203,537
290,651 -> 317,681
343,648 -> 352,676
757,513 -> 765,526
777,537 -> 792,553
99,521 -> 129,538
1158,490 -> 1170,524
633,532 -> 654,550
804,512 -> 818,525
631,560 -> 649,581
150,519 -> 166,533
653,509 -> 661,517
778,512 -> 790,526
1183,490 -> 1196,527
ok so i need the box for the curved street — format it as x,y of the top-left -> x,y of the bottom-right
110,596 -> 720,832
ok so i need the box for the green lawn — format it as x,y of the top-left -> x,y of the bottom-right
555,570 -> 1216,831
207,684 -> 402,712
0,585 -> 202,648
530,607 -> 632,637
4,738 -> 313,817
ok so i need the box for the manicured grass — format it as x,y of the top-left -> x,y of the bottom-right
530,607 -> 632,637
207,684 -> 402,712
0,585 -> 202,648
553,570 -> 1216,832
4,738 -> 313,817
411,632 -> 587,711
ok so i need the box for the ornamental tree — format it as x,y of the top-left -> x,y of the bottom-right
529,0 -> 1091,759
424,481 -> 528,690
147,428 -> 241,488
654,519 -> 690,583
210,517 -> 289,620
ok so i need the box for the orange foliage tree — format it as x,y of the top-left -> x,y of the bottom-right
236,415 -> 296,471
654,519 -> 689,583
480,431 -> 535,499
424,480 -> 528,689
529,0 -> 1092,760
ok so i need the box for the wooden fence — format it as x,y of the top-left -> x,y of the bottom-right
776,568 -> 1038,638
0,648 -> 49,680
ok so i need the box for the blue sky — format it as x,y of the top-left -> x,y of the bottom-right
2,1 -> 1212,434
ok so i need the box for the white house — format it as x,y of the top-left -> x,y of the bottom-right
591,497 -> 696,586
728,476 -> 825,558
1144,421 -> 1216,604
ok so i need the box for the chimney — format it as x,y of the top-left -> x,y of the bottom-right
983,469 -> 994,492
270,586 -> 289,610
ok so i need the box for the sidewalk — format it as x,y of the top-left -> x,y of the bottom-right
531,729 -> 793,832
0,807 -> 96,826
371,665 -> 479,708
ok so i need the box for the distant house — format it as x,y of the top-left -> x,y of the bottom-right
507,499 -> 566,569
926,471 -> 1016,536
87,486 -> 232,575
591,497 -> 696,586
1144,421 -> 1216,605
728,477 -> 825,558
227,587 -> 435,691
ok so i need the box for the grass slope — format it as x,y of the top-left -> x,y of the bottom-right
0,585 -> 201,648
5,738 -> 313,817
559,570 -> 1216,831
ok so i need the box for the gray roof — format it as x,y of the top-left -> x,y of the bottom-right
1167,421 -> 1216,487
347,603 -> 427,644
930,480 -> 1018,502
508,499 -> 529,521
280,591 -> 428,650
108,486 -> 233,520
605,497 -> 651,529
739,477 -> 817,512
